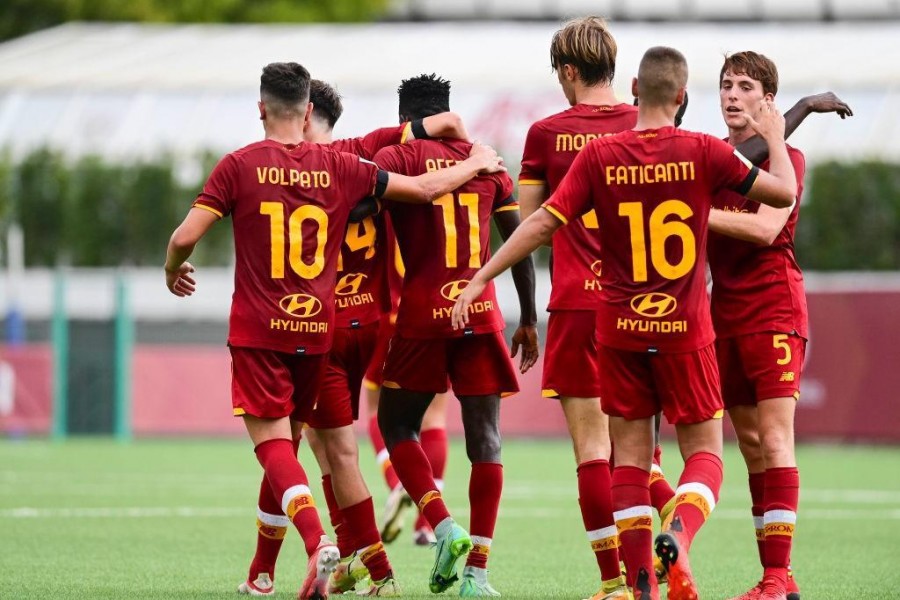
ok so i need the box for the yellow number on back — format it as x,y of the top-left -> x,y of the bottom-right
435,193 -> 481,269
618,199 -> 696,282
260,202 -> 328,280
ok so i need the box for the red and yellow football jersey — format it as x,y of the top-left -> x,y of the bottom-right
520,103 -> 638,311
330,123 -> 411,161
374,139 -> 516,339
708,146 -> 808,339
326,126 -> 410,329
544,127 -> 758,353
193,139 -> 379,354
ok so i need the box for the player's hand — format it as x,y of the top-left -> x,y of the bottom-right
802,92 -> 853,119
450,276 -> 488,330
166,262 -> 196,297
468,141 -> 507,174
744,98 -> 785,141
510,325 -> 539,374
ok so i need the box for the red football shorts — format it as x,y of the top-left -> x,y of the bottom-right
597,343 -> 723,425
542,310 -> 602,399
230,346 -> 328,423
363,313 -> 396,389
307,321 -> 380,429
382,330 -> 519,397
716,332 -> 807,408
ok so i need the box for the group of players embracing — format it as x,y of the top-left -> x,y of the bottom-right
164,15 -> 852,600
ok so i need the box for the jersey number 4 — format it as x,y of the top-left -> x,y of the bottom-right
618,199 -> 696,282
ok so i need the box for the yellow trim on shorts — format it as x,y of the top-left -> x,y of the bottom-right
541,389 -> 560,398
194,203 -> 224,218
542,204 -> 569,225
233,407 -> 246,416
793,391 -> 800,401
382,380 -> 401,389
501,390 -> 518,398
713,409 -> 725,419
518,179 -> 546,185
363,378 -> 380,391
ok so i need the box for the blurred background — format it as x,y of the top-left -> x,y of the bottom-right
1,0 -> 899,441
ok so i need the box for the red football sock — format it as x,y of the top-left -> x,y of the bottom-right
577,459 -> 622,583
669,452 -> 724,551
321,474 -> 355,559
389,440 -> 450,528
247,475 -> 290,583
369,415 -> 401,491
255,438 -> 325,556
650,445 -> 676,518
342,496 -> 393,581
749,471 -> 766,568
465,462 -> 502,569
612,466 -> 658,598
421,428 -> 449,486
763,467 -> 799,582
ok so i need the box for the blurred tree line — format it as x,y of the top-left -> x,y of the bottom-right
0,151 -> 898,270
0,0 -> 390,41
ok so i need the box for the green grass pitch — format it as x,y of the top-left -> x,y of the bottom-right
1,438 -> 898,598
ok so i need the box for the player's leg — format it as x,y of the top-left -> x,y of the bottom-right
232,348 -> 338,599
545,311 -> 626,598
653,344 -> 725,600
596,344 -> 660,599
414,391 -> 450,545
651,414 -> 677,522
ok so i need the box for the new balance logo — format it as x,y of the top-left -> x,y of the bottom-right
780,371 -> 796,382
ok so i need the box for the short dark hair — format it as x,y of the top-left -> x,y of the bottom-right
637,46 -> 688,107
720,51 -> 779,96
309,79 -> 344,128
397,73 -> 450,121
260,62 -> 311,118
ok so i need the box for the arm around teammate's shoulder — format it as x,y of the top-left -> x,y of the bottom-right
742,99 -> 796,208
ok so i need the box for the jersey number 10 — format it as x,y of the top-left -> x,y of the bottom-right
260,202 -> 328,279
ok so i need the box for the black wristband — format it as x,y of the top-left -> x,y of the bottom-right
374,170 -> 389,197
411,118 -> 429,140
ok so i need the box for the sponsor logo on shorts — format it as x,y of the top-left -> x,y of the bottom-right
440,279 -> 470,301
279,293 -> 323,318
780,371 -> 796,382
630,292 -> 678,318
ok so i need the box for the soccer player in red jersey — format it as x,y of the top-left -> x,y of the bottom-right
707,53 -> 852,600
518,18 -> 675,599
372,73 -> 539,597
233,78 -> 472,597
452,47 -> 798,600
163,62 -> 504,600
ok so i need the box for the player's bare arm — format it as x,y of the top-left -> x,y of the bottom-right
708,203 -> 792,245
419,111 -> 470,141
164,207 -> 219,296
493,208 -> 539,373
381,142 -> 504,204
517,182 -> 548,221
452,208 -> 562,330
742,99 -> 797,208
736,92 -> 853,165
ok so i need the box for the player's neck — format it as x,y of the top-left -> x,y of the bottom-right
634,105 -> 676,130
574,84 -> 618,107
264,120 -> 306,145
727,126 -> 754,147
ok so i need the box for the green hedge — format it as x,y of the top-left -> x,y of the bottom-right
1,150 -> 898,270
796,161 -> 900,270
2,149 -> 233,267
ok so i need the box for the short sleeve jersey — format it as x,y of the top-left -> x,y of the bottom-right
374,139 -> 517,339
193,139 -> 379,354
544,127 -> 759,353
520,103 -> 638,311
327,125 -> 410,329
708,145 -> 808,339
330,123 -> 411,161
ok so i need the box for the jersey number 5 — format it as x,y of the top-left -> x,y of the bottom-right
435,192 -> 481,269
260,202 -> 328,279
618,199 -> 696,282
